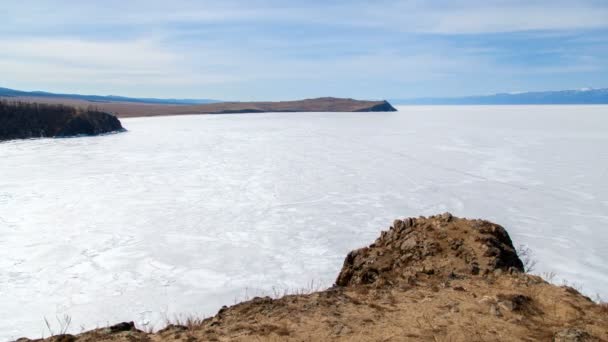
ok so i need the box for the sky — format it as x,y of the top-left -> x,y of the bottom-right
1,0 -> 607,101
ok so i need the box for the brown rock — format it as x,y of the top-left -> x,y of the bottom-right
489,304 -> 502,317
335,214 -> 524,287
440,212 -> 453,222
496,294 -> 531,312
554,328 -> 593,342
108,322 -> 136,333
393,219 -> 405,231
400,237 -> 417,251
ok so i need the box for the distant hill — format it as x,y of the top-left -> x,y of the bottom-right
392,88 -> 608,105
81,97 -> 396,117
1,87 -> 396,117
0,87 -> 219,105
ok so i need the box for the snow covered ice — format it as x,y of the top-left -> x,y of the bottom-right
1,105 -> 607,339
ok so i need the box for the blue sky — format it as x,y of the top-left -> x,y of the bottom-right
1,0 -> 607,100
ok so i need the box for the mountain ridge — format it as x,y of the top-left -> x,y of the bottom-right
392,88 -> 608,105
0,87 -> 219,105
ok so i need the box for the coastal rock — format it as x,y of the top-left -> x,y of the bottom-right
55,111 -> 123,137
354,100 -> 397,112
0,101 -> 124,141
335,215 -> 524,287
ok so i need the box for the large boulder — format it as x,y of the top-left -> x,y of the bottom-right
335,213 -> 524,287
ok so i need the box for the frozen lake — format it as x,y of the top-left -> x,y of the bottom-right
1,105 -> 607,339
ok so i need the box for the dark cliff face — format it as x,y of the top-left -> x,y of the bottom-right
0,101 -> 124,141
356,100 -> 397,112
55,111 -> 124,137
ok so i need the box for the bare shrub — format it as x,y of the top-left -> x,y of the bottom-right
516,244 -> 537,273
167,314 -> 206,329
540,271 -> 557,283
43,314 -> 72,337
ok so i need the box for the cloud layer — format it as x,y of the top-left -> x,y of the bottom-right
1,0 -> 607,99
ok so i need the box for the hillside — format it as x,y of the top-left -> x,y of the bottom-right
19,214 -> 608,341
1,95 -> 397,117
393,88 -> 608,105
0,101 -> 124,141
0,87 -> 218,105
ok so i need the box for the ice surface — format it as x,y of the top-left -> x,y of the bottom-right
1,105 -> 607,339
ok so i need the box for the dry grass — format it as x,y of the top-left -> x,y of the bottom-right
165,314 -> 206,330
43,314 -> 72,337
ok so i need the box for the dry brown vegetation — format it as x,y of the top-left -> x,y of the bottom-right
1,96 -> 396,118
18,215 -> 608,341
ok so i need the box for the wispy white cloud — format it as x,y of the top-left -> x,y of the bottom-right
0,0 -> 607,99
0,37 -> 243,96
416,3 -> 608,33
4,1 -> 608,34
0,38 -> 175,69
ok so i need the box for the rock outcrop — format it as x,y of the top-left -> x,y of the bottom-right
18,215 -> 608,341
0,101 -> 124,141
336,214 -> 524,287
354,100 -> 397,112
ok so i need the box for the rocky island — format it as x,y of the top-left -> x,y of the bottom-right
18,214 -> 608,341
0,101 -> 124,142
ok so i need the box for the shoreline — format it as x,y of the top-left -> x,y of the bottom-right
15,214 -> 608,341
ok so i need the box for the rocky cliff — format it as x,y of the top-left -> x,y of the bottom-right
17,215 -> 608,341
0,101 -> 124,141
354,100 -> 397,112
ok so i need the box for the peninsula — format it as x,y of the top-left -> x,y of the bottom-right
1,90 -> 397,117
103,97 -> 397,117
